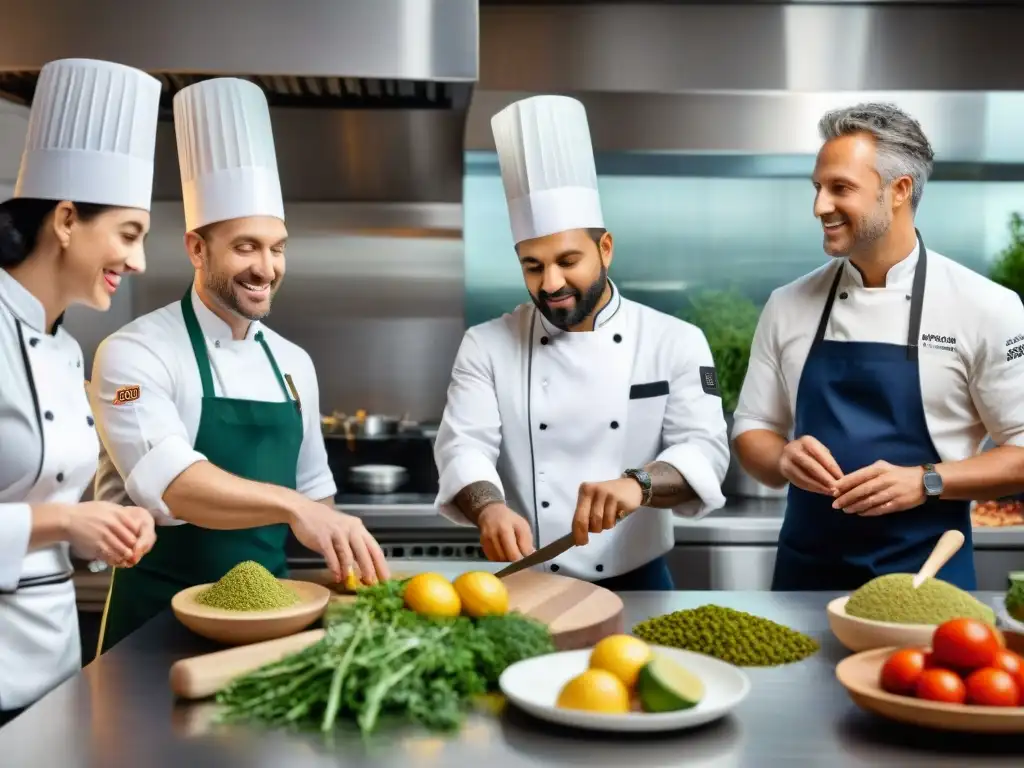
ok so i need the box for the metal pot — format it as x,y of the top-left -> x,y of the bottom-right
348,464 -> 408,494
322,412 -> 405,440
722,412 -> 788,498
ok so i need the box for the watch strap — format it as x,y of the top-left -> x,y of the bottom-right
623,468 -> 653,506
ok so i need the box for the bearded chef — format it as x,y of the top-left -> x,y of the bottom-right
89,78 -> 389,653
0,59 -> 161,725
433,95 -> 730,591
731,102 -> 1024,592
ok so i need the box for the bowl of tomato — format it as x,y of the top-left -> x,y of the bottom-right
835,618 -> 1024,733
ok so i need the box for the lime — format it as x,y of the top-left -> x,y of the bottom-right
636,653 -> 705,713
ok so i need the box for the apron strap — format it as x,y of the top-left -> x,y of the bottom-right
906,229 -> 928,362
254,331 -> 294,402
811,229 -> 928,361
813,263 -> 845,346
180,288 -> 216,398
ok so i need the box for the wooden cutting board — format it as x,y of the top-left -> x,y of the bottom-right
170,570 -> 623,700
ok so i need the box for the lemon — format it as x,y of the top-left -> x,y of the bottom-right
636,653 -> 705,713
403,573 -> 462,618
453,571 -> 509,617
589,634 -> 653,688
555,669 -> 631,714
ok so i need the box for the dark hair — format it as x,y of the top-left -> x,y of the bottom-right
0,198 -> 114,267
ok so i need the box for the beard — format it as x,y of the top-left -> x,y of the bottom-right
532,264 -> 608,331
824,193 -> 892,258
204,266 -> 278,321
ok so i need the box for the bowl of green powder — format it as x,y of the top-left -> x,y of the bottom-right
828,574 -> 996,653
171,561 -> 332,645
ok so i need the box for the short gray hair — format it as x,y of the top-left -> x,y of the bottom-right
817,102 -> 935,211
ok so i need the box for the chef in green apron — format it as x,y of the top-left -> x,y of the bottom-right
88,78 -> 389,653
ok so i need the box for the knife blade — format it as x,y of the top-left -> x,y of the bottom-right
494,531 -> 576,579
493,502 -> 640,579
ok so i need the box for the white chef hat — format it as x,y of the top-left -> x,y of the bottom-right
14,58 -> 162,211
173,77 -> 284,232
490,95 -> 604,244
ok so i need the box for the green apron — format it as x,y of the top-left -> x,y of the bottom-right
98,288 -> 303,653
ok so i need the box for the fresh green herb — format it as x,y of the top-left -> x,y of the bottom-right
214,578 -> 555,736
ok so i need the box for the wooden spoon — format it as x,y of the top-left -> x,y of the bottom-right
912,529 -> 966,589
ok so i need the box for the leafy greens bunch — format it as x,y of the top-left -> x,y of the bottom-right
214,579 -> 555,736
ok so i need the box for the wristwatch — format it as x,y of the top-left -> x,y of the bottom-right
922,463 -> 944,497
623,468 -> 653,506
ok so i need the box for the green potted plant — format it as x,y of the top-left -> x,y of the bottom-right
680,289 -> 784,498
990,212 -> 1024,301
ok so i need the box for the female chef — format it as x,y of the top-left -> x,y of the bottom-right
731,102 -> 1024,592
0,58 -> 162,726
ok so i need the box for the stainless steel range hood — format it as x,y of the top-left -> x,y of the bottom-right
469,2 -> 1024,177
0,0 -> 479,205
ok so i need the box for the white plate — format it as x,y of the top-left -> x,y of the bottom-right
498,646 -> 751,733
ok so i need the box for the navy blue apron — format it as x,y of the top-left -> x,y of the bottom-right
772,231 -> 975,592
594,555 -> 674,592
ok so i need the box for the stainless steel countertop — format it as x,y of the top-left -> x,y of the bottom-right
337,495 -> 1024,547
1,586 -> 1019,767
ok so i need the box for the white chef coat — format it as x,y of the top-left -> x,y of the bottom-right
733,243 -> 1024,459
0,269 -> 96,711
434,282 -> 730,580
88,285 -> 337,524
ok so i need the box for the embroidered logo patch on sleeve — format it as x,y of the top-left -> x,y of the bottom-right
699,366 -> 720,397
112,385 -> 141,405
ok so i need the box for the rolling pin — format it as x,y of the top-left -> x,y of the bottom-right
169,629 -> 326,700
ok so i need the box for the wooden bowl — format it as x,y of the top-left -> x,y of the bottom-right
836,646 -> 1024,734
827,596 -> 938,653
171,579 -> 331,646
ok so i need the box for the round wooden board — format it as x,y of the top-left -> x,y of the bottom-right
836,647 -> 1024,734
500,569 -> 624,650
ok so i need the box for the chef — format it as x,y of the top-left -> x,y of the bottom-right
89,78 -> 389,653
1,58 -> 161,725
731,102 -> 1024,592
433,95 -> 730,591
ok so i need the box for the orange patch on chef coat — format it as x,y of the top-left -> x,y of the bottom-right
112,385 -> 142,405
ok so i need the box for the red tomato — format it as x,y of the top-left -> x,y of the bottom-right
965,667 -> 1021,708
880,648 -> 927,695
915,668 -> 967,704
931,619 -> 1000,672
990,649 -> 1024,680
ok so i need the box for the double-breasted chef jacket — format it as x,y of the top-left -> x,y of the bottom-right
0,270 -> 97,712
434,281 -> 731,581
0,57 -> 161,715
733,241 -> 1024,587
89,284 -> 337,522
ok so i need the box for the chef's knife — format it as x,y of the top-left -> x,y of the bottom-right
494,505 -> 639,579
494,531 -> 575,579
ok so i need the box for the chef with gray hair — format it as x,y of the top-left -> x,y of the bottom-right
732,102 -> 1024,591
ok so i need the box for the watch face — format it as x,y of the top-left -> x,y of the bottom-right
924,472 -> 943,495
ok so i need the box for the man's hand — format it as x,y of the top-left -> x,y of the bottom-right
289,502 -> 390,584
572,478 -> 643,546
778,436 -> 844,495
477,504 -> 535,562
832,461 -> 926,516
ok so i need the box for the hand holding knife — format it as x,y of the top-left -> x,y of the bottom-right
495,473 -> 647,578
